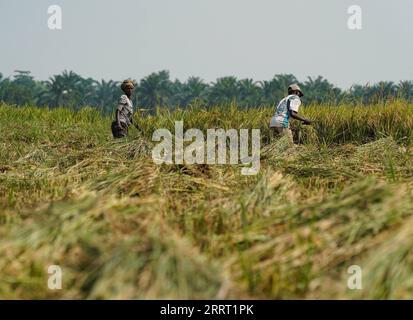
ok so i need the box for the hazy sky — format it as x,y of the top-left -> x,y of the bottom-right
1,0 -> 412,89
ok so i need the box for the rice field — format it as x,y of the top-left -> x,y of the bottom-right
1,101 -> 413,299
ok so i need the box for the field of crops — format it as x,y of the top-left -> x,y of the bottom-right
1,101 -> 413,299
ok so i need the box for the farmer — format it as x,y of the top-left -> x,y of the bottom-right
111,79 -> 136,138
269,84 -> 312,144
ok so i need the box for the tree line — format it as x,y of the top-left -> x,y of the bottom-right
1,70 -> 412,114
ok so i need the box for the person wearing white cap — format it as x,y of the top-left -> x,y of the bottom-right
269,84 -> 312,144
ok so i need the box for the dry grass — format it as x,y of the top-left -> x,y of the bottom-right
1,102 -> 413,299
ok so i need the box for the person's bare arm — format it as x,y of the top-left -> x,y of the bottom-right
289,110 -> 312,125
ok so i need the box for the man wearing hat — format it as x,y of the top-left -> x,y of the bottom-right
269,84 -> 312,144
111,79 -> 136,138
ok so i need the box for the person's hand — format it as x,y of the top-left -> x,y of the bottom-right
302,119 -> 312,125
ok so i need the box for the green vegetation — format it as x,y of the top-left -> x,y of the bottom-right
1,101 -> 413,299
1,70 -> 413,113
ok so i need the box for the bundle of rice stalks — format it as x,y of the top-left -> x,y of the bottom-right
353,137 -> 400,162
0,194 -> 231,299
106,137 -> 153,161
260,135 -> 298,162
344,137 -> 407,180
296,124 -> 320,145
352,216 -> 413,299
225,178 -> 413,298
182,170 -> 301,257
89,160 -> 160,197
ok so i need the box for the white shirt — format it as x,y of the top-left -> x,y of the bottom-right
269,95 -> 301,128
116,95 -> 133,126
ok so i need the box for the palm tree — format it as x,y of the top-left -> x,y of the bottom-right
0,73 -> 9,102
168,79 -> 184,108
237,78 -> 262,108
93,79 -> 120,114
37,70 -> 83,108
138,70 -> 172,109
348,83 -> 371,104
260,74 -> 298,105
367,81 -> 396,104
208,76 -> 238,105
301,76 -> 341,105
397,81 -> 413,101
12,71 -> 38,105
76,77 -> 98,108
178,77 -> 209,107
0,71 -> 43,106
